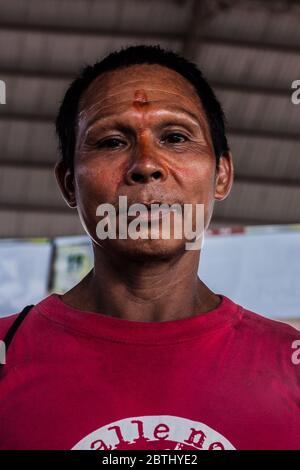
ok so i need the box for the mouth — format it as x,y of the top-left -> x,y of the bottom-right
126,201 -> 183,223
131,206 -> 171,222
113,197 -> 184,224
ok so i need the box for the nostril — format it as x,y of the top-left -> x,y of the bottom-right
131,173 -> 144,183
130,170 -> 162,183
152,171 -> 161,180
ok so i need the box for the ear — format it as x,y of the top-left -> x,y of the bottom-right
54,160 -> 77,208
214,151 -> 234,201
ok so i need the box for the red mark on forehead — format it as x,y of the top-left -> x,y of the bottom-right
133,89 -> 149,108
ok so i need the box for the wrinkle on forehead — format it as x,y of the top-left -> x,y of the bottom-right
76,64 -> 214,151
78,89 -> 203,123
78,65 -> 201,114
80,70 -> 198,101
133,89 -> 149,104
77,102 -> 210,143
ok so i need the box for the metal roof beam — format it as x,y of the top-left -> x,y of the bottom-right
210,215 -> 297,226
0,159 -> 299,189
182,0 -> 211,60
0,68 -> 291,97
0,23 -> 299,55
1,114 -> 299,142
0,203 -> 296,227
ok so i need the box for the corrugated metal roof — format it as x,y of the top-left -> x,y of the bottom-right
0,0 -> 299,237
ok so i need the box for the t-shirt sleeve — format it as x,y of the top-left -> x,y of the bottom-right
0,314 -> 20,341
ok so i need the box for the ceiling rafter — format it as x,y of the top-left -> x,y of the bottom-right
1,114 -> 299,142
0,202 -> 295,227
0,22 -> 299,55
182,0 -> 212,60
0,68 -> 291,97
1,160 -> 299,189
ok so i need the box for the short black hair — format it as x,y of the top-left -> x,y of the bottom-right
55,44 -> 229,171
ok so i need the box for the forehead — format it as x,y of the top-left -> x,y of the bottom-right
78,64 -> 203,117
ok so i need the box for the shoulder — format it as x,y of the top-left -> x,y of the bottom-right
233,301 -> 300,373
0,313 -> 20,341
0,298 -> 54,369
0,302 -> 39,341
238,304 -> 299,342
222,295 -> 299,340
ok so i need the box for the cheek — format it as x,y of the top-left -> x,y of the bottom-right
178,159 -> 216,201
176,158 -> 216,229
74,161 -> 120,205
74,162 -> 122,239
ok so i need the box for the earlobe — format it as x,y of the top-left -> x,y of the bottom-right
54,160 -> 77,208
214,152 -> 234,201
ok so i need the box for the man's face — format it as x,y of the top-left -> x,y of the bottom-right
58,64 -> 233,260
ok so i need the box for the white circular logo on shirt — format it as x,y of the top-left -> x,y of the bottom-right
71,415 -> 236,450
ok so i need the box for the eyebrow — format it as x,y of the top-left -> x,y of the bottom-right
83,106 -> 203,134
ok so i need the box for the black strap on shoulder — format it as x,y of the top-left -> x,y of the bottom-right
0,304 -> 34,366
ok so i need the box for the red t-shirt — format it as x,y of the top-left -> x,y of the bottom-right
0,293 -> 299,450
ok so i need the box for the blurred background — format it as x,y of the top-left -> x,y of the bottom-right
0,0 -> 299,327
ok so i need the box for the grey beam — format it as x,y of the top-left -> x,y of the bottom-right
0,159 -> 300,189
0,202 -> 71,214
182,0 -> 211,60
1,202 -> 292,226
0,23 -> 299,55
1,113 -> 299,142
0,67 -> 292,97
210,215 -> 298,226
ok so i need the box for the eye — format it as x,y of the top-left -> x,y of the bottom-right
161,132 -> 188,144
96,137 -> 126,149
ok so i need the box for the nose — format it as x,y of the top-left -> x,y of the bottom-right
125,141 -> 168,185
126,163 -> 166,184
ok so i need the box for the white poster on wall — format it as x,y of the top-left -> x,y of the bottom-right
200,229 -> 300,319
0,239 -> 52,317
51,236 -> 93,294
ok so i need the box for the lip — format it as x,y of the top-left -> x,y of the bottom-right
116,199 -> 183,222
126,205 -> 172,222
136,206 -> 171,221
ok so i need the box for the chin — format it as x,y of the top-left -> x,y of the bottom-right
104,238 -> 188,263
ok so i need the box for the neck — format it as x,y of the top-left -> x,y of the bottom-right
61,246 -> 220,322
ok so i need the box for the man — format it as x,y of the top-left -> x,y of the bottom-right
0,45 -> 299,450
